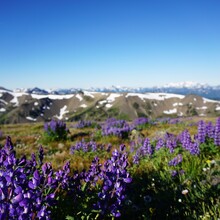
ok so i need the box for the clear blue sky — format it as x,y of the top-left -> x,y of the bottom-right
0,0 -> 220,89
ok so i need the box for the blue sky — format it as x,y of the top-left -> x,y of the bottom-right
0,0 -> 220,89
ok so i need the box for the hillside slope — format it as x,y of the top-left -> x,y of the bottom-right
1,88 -> 220,123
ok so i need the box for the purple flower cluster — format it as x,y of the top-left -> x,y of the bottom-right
197,120 -> 206,143
75,120 -> 92,129
70,139 -> 112,154
133,138 -> 153,164
171,169 -> 185,177
133,126 -> 207,165
194,118 -> 220,145
164,133 -> 177,153
101,118 -> 132,138
84,156 -> 102,186
206,121 -> 215,139
95,145 -> 132,217
132,117 -> 149,128
168,154 -> 183,166
178,129 -> 200,155
214,117 -> 220,146
179,130 -> 191,149
0,137 -> 133,219
169,118 -> 181,124
0,137 -> 70,219
155,138 -> 165,151
155,117 -> 180,125
44,119 -> 69,141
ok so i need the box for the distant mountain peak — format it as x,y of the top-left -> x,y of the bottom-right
1,87 -> 220,123
162,81 -> 206,88
2,81 -> 220,100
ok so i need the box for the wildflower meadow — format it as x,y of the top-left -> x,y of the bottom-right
0,117 -> 219,219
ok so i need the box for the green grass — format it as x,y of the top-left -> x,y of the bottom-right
0,117 -> 220,219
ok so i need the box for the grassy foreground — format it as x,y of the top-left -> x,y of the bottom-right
0,116 -> 219,219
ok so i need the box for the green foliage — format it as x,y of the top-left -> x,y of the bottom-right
84,95 -> 94,102
132,102 -> 139,109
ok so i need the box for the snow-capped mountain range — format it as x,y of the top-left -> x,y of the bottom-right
10,82 -> 220,100
1,82 -> 220,123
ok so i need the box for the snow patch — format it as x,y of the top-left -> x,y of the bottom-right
0,99 -> 8,105
83,91 -> 95,98
0,108 -> 6,112
215,106 -> 220,111
97,93 -> 121,108
163,108 -> 177,114
26,116 -> 37,121
196,106 -> 208,110
10,93 -> 24,106
173,103 -> 183,106
34,102 -> 38,106
126,93 -> 184,101
99,100 -> 107,105
199,113 -> 206,116
107,93 -> 122,102
76,94 -> 83,101
106,104 -> 113,108
31,94 -> 74,100
203,98 -> 219,103
55,105 -> 69,120
80,104 -> 87,108
178,112 -> 183,116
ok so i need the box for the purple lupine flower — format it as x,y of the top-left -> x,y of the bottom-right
0,138 -> 64,219
94,147 -> 132,217
84,157 -> 102,187
132,138 -> 154,163
133,117 -> 149,128
75,120 -> 92,128
168,118 -> 181,125
141,138 -> 153,156
171,170 -> 178,177
155,138 -> 164,151
133,150 -> 141,164
165,133 -> 177,153
206,121 -> 215,139
101,118 -> 132,138
179,130 -> 192,151
214,117 -> 220,146
168,154 -> 183,166
197,120 -> 206,143
70,140 -> 111,154
44,119 -> 69,141
189,142 -> 200,155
